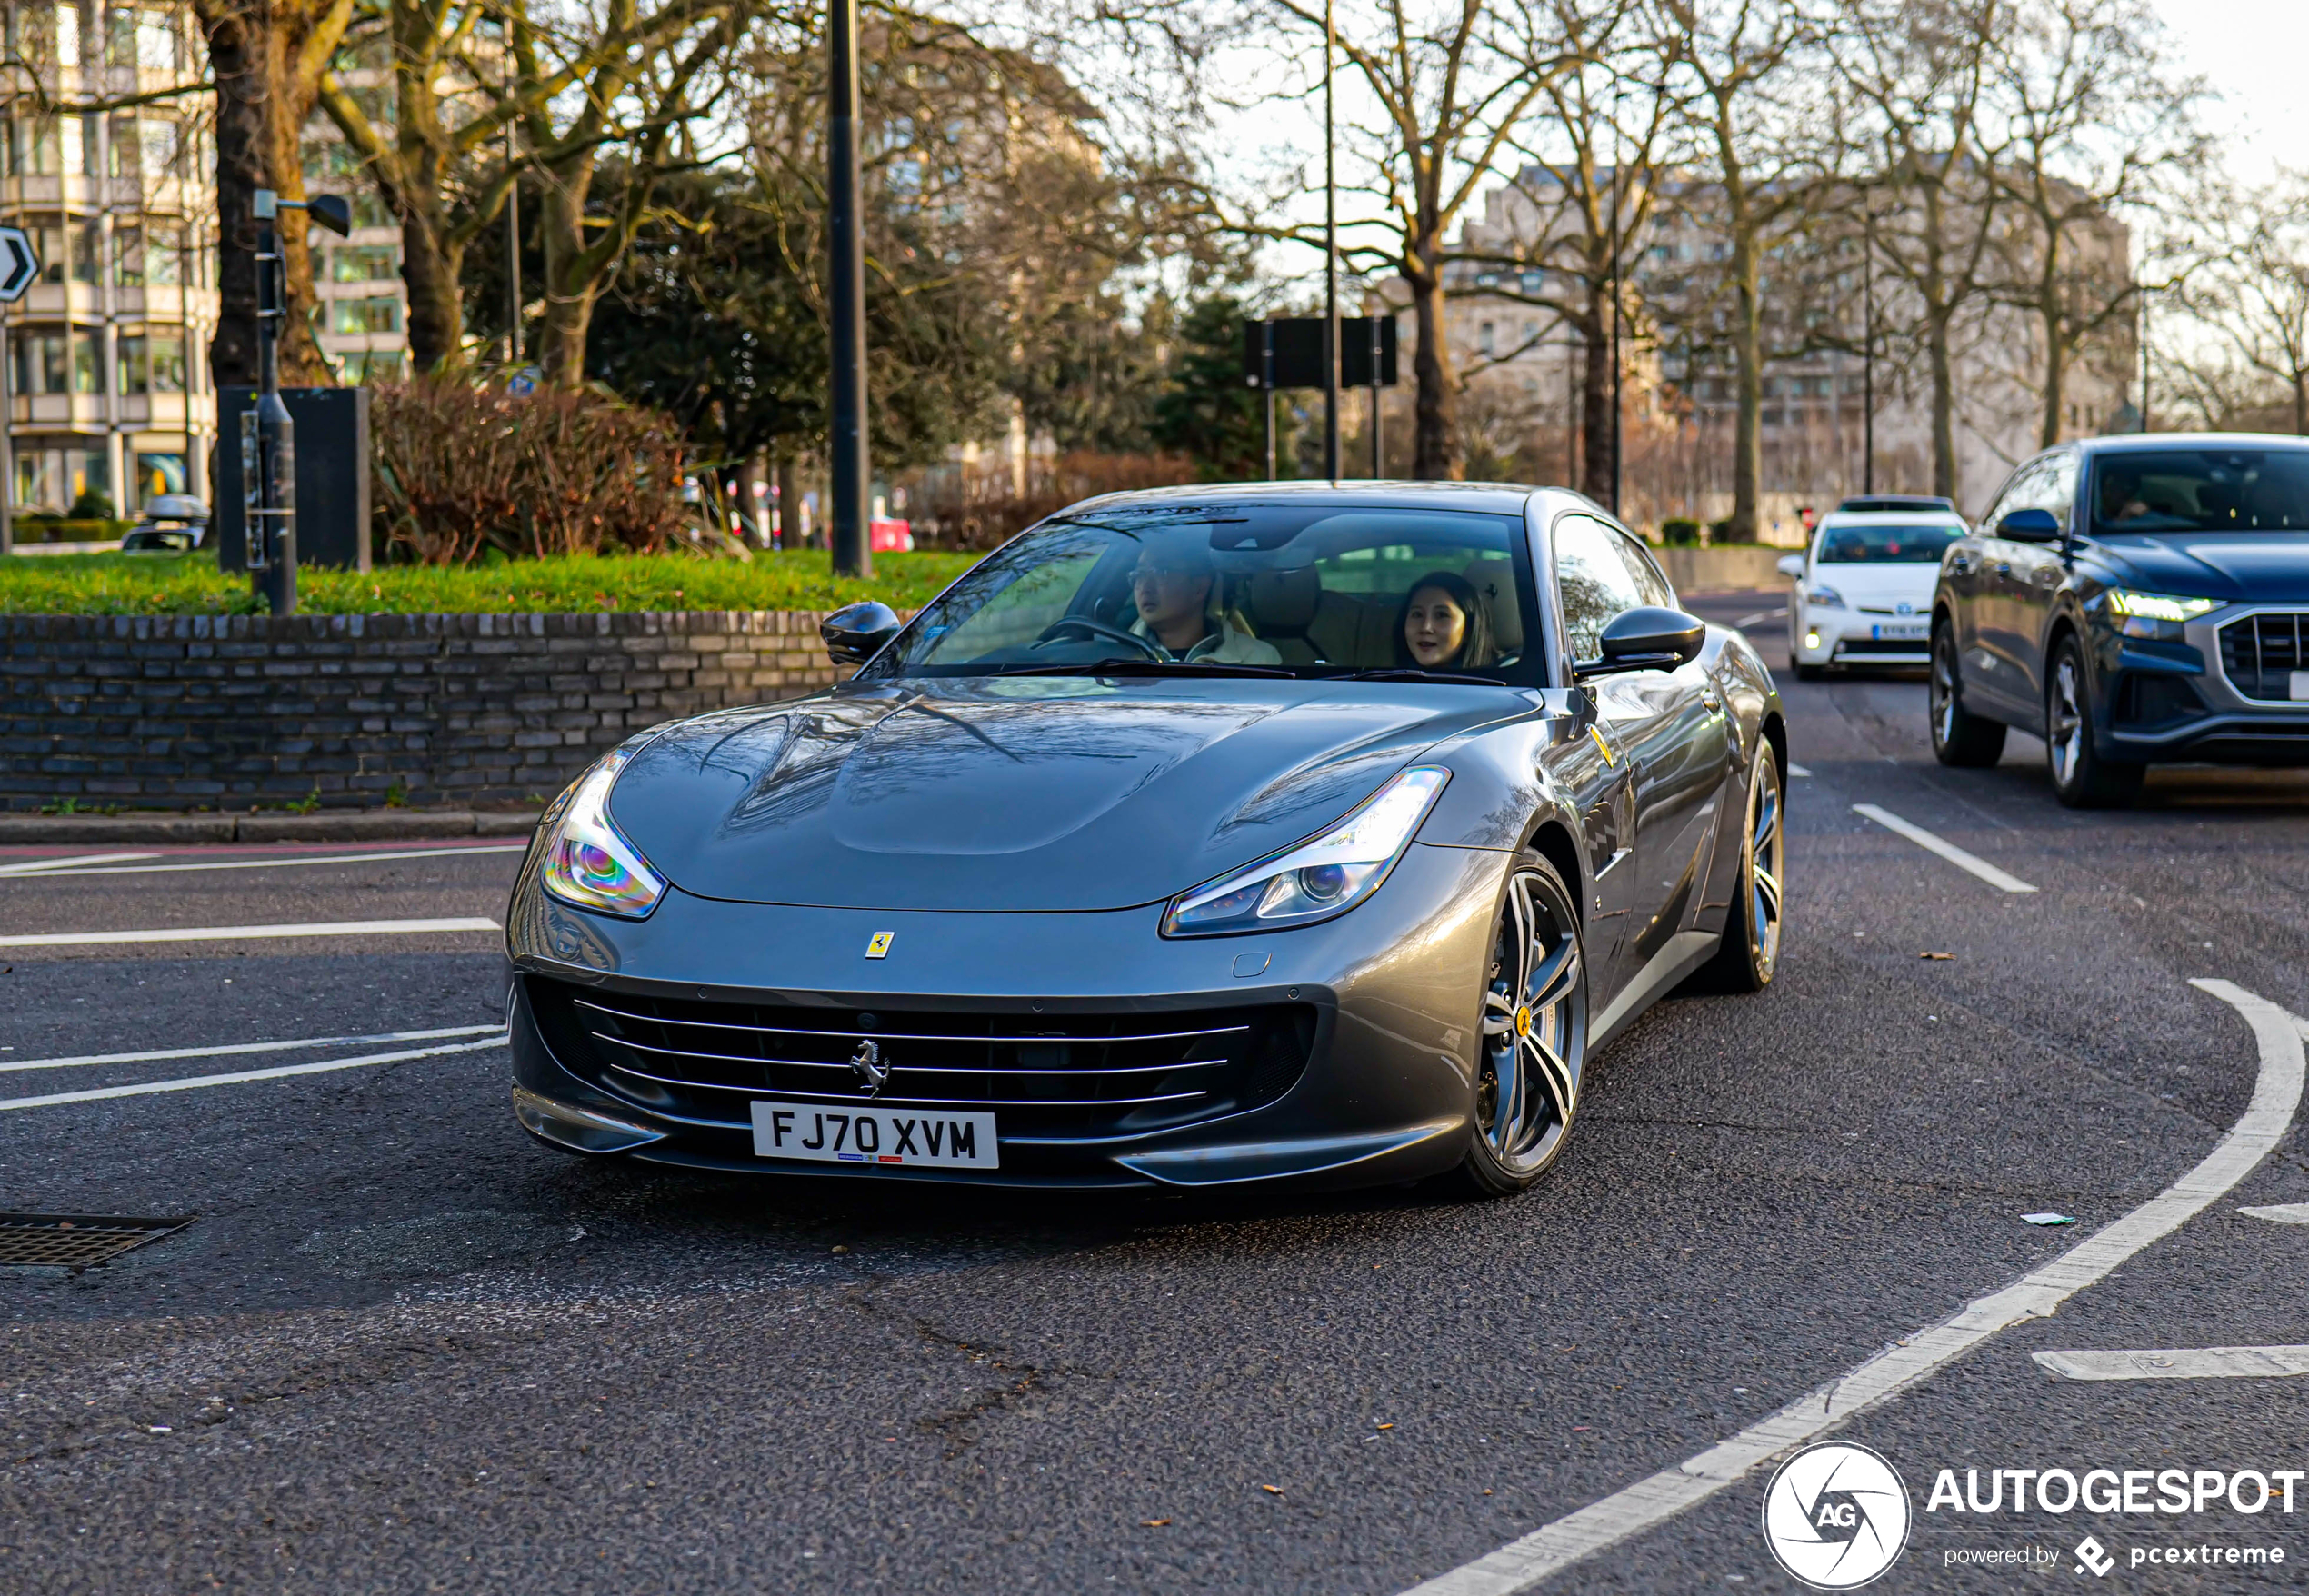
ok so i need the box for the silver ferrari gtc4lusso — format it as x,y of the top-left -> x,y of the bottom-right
504,483 -> 1788,1196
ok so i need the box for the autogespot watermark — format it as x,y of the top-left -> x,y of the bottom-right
1760,1452 -> 2305,1586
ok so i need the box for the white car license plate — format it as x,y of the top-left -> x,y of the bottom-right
2291,670 -> 2309,702
1871,622 -> 1927,641
750,1100 -> 999,1170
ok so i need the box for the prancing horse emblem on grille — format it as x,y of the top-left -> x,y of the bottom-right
850,1038 -> 890,1098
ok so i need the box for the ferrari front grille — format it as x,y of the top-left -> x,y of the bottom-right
524,975 -> 1314,1131
2219,612 -> 2308,703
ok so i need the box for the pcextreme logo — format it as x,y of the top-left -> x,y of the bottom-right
1761,1441 -> 1914,1589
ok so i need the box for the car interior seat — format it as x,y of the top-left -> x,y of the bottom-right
1242,568 -> 1324,665
1461,557 -> 1525,661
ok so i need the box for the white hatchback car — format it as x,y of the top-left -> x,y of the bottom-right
1778,508 -> 1970,678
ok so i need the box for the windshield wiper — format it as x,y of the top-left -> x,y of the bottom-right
985,657 -> 1297,679
1340,666 -> 1503,685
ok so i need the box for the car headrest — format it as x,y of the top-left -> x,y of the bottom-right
1460,558 -> 1524,652
1245,566 -> 1323,631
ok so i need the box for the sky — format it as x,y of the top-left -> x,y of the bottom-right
2151,0 -> 2308,184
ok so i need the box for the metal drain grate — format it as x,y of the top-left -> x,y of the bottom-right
0,1212 -> 195,1268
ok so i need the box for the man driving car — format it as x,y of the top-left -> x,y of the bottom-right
1128,541 -> 1284,664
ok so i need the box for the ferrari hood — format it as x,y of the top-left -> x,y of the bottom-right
606,677 -> 1529,912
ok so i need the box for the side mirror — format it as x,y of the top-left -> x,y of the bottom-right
1994,506 -> 2063,543
1776,554 -> 1805,580
1576,606 -> 1707,677
822,600 -> 902,667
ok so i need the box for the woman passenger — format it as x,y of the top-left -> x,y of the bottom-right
1395,572 -> 1497,672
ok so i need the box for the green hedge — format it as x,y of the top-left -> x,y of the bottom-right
0,550 -> 982,616
13,517 -> 136,544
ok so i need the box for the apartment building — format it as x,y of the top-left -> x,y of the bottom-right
0,0 -> 215,517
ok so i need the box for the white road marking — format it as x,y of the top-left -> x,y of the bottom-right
0,1024 -> 505,1074
0,916 -> 501,948
0,853 -> 161,877
2238,1202 -> 2309,1225
1397,979 -> 2303,1596
0,843 -> 529,880
1787,763 -> 1813,778
1850,803 -> 2038,893
2034,1345 -> 2309,1382
1734,607 -> 1788,628
0,1034 -> 509,1112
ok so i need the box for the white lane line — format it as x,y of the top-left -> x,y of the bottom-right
0,916 -> 501,948
1733,607 -> 1788,628
2034,1345 -> 2309,1382
0,1024 -> 505,1074
0,843 -> 529,879
0,1034 -> 509,1112
2238,1202 -> 2309,1225
1398,978 -> 2303,1596
0,853 -> 161,876
1850,803 -> 2038,894
1787,763 -> 1813,778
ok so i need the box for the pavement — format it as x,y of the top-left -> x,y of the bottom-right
4,592 -> 2305,1594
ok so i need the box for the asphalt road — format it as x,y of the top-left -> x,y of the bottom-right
5,595 -> 2306,1594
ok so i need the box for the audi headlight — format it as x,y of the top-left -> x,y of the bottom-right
1161,767 -> 1449,938
2105,590 -> 2219,623
1804,584 -> 1847,610
538,747 -> 665,918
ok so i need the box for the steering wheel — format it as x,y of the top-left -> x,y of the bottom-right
1035,616 -> 1167,660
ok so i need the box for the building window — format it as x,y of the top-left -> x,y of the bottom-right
135,451 -> 188,507
332,244 -> 398,282
135,9 -> 180,70
331,295 -> 402,335
105,5 -> 136,65
142,220 -> 183,283
12,332 -> 70,394
27,216 -> 67,282
118,329 -> 184,392
341,349 -> 407,383
1478,320 -> 1495,356
351,189 -> 393,228
113,224 -> 143,285
72,220 -> 102,284
72,329 -> 104,393
56,3 -> 80,65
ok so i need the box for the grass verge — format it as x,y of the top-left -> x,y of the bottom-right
0,549 -> 980,616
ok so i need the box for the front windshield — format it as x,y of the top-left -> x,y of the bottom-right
864,503 -> 1538,683
2091,449 -> 2309,534
1818,522 -> 1964,564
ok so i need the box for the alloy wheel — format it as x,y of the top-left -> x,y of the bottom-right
1931,631 -> 1960,749
1478,868 -> 1586,1174
2049,654 -> 2085,788
1746,754 -> 1784,980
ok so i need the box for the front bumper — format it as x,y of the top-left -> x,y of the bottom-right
1794,608 -> 1931,667
504,841 -> 1510,1190
2094,606 -> 2309,767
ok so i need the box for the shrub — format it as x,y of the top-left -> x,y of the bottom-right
1658,518 -> 1702,546
70,487 -> 116,519
371,380 -> 695,564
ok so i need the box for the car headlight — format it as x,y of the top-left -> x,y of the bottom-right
538,747 -> 666,918
2104,589 -> 2221,641
2105,590 -> 2220,623
1804,584 -> 1846,610
1161,767 -> 1449,938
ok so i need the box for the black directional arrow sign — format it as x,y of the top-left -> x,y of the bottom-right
0,226 -> 37,302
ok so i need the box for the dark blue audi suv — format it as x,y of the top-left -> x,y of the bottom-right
1930,434 -> 2309,805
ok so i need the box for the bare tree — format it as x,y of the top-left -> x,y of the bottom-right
191,0 -> 356,384
1659,0 -> 1830,541
1840,0 -> 2004,502
2180,174 -> 2309,434
1987,0 -> 2204,448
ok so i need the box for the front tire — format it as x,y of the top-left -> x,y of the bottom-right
1931,622 -> 2007,766
1694,743 -> 1784,993
1454,853 -> 1587,1198
2045,634 -> 2142,807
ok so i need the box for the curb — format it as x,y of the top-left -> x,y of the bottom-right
0,809 -> 542,845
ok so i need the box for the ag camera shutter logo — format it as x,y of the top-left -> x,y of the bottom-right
1761,1441 -> 1914,1588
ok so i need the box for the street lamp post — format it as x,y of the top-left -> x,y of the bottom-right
827,0 -> 871,578
1322,0 -> 1340,482
243,189 -> 350,616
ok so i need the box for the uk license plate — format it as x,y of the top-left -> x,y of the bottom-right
1871,622 -> 1927,641
749,1100 -> 999,1170
2290,671 -> 2309,702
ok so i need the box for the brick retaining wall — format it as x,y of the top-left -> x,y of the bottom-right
0,611 -> 859,813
